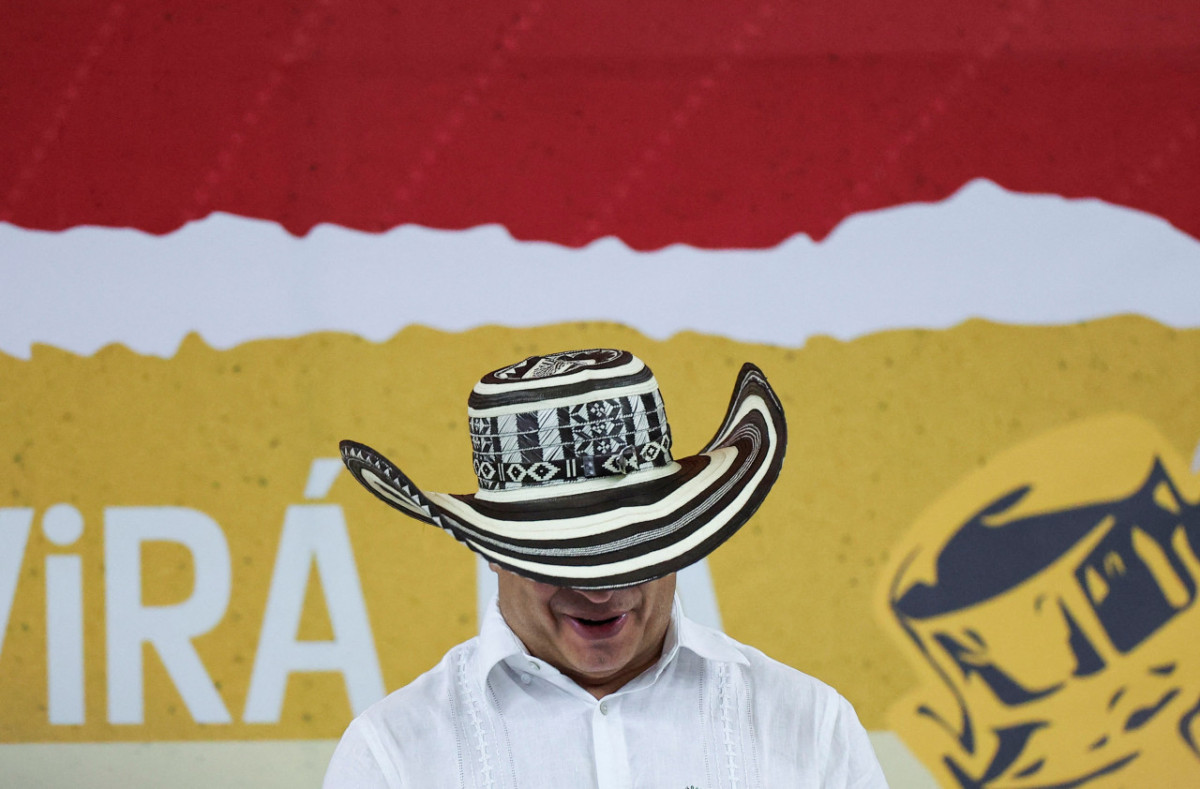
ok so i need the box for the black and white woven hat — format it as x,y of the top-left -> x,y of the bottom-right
340,348 -> 787,589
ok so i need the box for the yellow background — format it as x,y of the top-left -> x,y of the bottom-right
2,316 -> 1198,744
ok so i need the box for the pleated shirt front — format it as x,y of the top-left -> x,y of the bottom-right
323,597 -> 887,789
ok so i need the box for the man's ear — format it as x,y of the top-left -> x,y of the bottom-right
488,562 -> 501,574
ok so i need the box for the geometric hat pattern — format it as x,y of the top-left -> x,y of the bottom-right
340,348 -> 787,589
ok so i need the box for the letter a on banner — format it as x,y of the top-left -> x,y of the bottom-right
244,503 -> 384,722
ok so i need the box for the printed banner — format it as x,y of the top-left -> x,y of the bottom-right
4,320 -> 1197,770
4,1 -> 1200,786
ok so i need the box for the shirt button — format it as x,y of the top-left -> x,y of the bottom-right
599,701 -> 609,715
520,673 -> 532,685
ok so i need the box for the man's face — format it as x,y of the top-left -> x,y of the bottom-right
492,565 -> 677,698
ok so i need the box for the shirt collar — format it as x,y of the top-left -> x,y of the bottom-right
671,597 -> 749,667
473,593 -> 748,690
475,595 -> 531,687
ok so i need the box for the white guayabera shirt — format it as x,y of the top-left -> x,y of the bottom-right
324,596 -> 889,789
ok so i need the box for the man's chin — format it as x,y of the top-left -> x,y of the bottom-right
561,639 -> 633,675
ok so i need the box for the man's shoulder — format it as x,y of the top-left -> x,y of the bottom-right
738,637 -> 836,692
710,630 -> 888,786
686,619 -> 838,692
690,622 -> 849,720
358,636 -> 480,732
325,638 -> 482,787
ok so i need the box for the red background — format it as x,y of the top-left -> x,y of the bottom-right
3,0 -> 1198,249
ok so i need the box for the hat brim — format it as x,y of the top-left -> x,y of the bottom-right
340,362 -> 787,588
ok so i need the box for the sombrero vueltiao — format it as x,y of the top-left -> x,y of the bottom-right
340,348 -> 787,589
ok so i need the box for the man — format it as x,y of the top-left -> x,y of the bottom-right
327,348 -> 888,787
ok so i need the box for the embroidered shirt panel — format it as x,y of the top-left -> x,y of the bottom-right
323,598 -> 888,789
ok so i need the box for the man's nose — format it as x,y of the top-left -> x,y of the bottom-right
575,588 -> 616,604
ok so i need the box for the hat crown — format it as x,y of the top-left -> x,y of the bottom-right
466,349 -> 674,492
486,348 -> 627,382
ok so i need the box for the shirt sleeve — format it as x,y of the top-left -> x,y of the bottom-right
323,716 -> 399,789
829,694 -> 890,789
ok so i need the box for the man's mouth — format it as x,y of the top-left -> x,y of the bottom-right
564,612 -> 628,640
